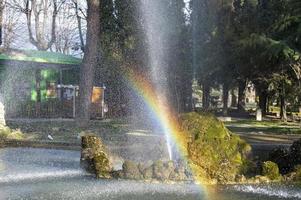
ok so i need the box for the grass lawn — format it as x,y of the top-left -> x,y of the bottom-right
3,116 -> 301,148
5,118 -> 132,144
224,119 -> 301,145
225,119 -> 301,135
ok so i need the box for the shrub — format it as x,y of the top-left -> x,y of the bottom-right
290,139 -> 301,166
262,161 -> 281,180
0,125 -> 23,140
269,147 -> 292,174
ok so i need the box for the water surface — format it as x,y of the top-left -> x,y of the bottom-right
0,148 -> 300,200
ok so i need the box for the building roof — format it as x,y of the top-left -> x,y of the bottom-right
0,49 -> 82,70
0,49 -> 82,65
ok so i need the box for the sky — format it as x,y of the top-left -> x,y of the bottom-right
4,0 -> 191,56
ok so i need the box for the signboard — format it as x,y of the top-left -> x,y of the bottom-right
91,87 -> 105,119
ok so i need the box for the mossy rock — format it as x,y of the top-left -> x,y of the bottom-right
262,161 -> 281,181
122,160 -> 142,180
170,164 -> 188,181
179,112 -> 251,183
80,135 -> 112,178
254,175 -> 270,183
152,160 -> 170,181
283,165 -> 301,182
143,166 -> 153,179
295,165 -> 301,181
94,152 -> 112,178
235,174 -> 247,183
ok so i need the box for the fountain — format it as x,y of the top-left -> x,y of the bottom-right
0,0 -> 301,199
138,0 -> 176,161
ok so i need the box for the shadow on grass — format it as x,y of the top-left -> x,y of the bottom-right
227,126 -> 301,135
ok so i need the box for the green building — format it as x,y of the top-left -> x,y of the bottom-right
0,49 -> 81,118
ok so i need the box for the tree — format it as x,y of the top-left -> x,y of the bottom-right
191,0 -> 218,110
72,0 -> 87,52
1,0 -> 21,49
102,0 -> 145,117
166,0 -> 193,113
54,1 -> 81,54
8,0 -> 63,50
76,0 -> 100,125
0,0 -> 3,46
237,0 -> 301,121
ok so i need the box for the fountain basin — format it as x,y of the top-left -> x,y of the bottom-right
0,148 -> 300,200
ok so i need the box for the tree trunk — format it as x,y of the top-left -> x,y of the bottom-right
222,83 -> 229,116
35,69 -> 41,117
0,0 -> 3,46
266,97 -> 270,113
259,91 -> 268,116
74,0 -> 85,52
173,77 -> 181,113
238,80 -> 246,112
202,83 -> 210,110
280,94 -> 287,122
76,0 -> 101,126
184,80 -> 193,112
24,0 -> 58,51
230,89 -> 237,108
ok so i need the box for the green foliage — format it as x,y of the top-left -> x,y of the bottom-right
180,112 -> 251,182
262,161 -> 281,180
291,0 -> 301,15
269,147 -> 292,174
191,0 -> 301,115
267,139 -> 301,176
239,33 -> 300,61
99,0 -> 193,115
290,139 -> 301,166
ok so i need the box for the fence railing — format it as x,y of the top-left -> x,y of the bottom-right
6,98 -> 74,118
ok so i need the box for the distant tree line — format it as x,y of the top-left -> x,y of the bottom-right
77,0 -> 301,123
191,0 -> 301,121
0,0 -> 87,55
1,0 -> 300,123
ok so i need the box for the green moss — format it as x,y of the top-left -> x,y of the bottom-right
81,135 -> 112,178
295,165 -> 301,181
180,112 -> 251,183
94,151 -> 111,178
122,160 -> 142,180
0,125 -> 24,140
262,161 -> 281,180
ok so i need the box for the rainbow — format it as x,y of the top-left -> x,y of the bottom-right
123,68 -> 211,198
125,68 -> 188,158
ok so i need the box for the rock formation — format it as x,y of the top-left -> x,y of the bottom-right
80,135 -> 112,178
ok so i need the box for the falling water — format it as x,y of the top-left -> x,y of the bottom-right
139,0 -> 173,160
0,64 -> 34,118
